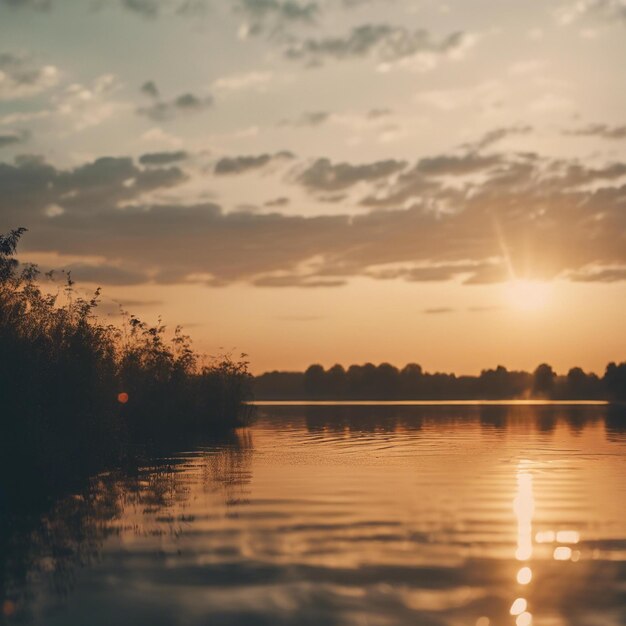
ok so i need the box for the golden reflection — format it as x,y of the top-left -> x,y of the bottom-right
514,467 -> 534,561
516,566 -> 532,585
510,598 -> 527,615
553,546 -> 572,561
556,530 -> 580,544
512,462 -> 535,625
535,531 -> 555,543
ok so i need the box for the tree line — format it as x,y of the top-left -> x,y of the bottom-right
254,361 -> 626,401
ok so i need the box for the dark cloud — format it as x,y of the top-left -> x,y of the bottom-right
0,130 -> 29,148
265,196 -> 290,207
214,151 -> 294,175
464,125 -> 532,151
0,0 -> 50,8
2,151 -> 626,288
140,80 -> 160,99
0,154 -> 187,222
566,123 -> 626,140
62,262 -> 148,286
122,0 -> 159,17
283,24 -> 470,67
360,153 -> 506,209
253,275 -> 347,288
139,150 -> 188,165
416,153 -> 502,176
297,157 -> 407,192
234,0 -> 319,37
137,92 -> 213,121
423,307 -> 454,314
282,111 -> 331,126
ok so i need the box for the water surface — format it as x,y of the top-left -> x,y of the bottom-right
3,404 -> 626,626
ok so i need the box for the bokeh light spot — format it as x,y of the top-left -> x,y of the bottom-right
117,392 -> 129,404
3,600 -> 16,617
554,546 -> 573,560
510,598 -> 527,616
517,566 -> 532,584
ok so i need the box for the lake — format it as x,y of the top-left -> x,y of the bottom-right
2,403 -> 626,626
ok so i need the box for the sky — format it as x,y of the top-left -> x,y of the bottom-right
1,0 -> 625,375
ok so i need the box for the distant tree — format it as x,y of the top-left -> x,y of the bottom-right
479,365 -> 511,399
532,363 -> 556,398
326,364 -> 347,398
400,363 -> 423,397
566,367 -> 601,400
604,362 -> 626,401
374,363 -> 400,398
303,364 -> 325,398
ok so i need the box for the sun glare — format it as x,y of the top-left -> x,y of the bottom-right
506,280 -> 551,312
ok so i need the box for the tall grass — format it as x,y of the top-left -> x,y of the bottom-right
0,228 -> 252,482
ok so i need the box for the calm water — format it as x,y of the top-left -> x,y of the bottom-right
2,403 -> 626,626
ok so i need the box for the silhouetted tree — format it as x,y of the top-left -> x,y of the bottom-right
604,362 -> 626,401
303,364 -> 325,398
532,363 -> 556,398
326,364 -> 347,398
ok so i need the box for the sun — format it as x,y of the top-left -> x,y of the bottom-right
505,279 -> 552,312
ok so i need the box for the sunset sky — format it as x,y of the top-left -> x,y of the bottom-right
1,0 -> 625,374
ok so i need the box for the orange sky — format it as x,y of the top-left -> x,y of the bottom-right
2,0 -> 625,374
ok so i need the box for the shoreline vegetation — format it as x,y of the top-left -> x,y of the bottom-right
0,228 -> 253,496
254,363 -> 626,403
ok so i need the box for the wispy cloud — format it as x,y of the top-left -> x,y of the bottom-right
0,53 -> 59,101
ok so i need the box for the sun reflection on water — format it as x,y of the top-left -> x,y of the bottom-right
513,462 -> 534,625
514,465 -> 534,562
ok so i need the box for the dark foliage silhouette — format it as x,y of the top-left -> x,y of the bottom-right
0,228 -> 253,487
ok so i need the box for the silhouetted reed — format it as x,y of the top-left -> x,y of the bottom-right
0,228 -> 253,486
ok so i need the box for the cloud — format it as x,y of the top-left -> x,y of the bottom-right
234,0 -> 319,38
122,0 -> 159,17
0,130 -> 29,148
214,151 -> 294,174
556,0 -> 626,25
265,196 -> 290,207
0,154 -> 187,222
0,53 -> 59,101
423,307 -> 454,314
139,150 -> 188,165
140,80 -> 160,98
415,154 -> 502,176
568,267 -> 626,282
0,0 -> 51,9
297,157 -> 407,192
61,262 -> 149,286
565,123 -> 626,139
137,92 -> 214,121
253,275 -> 347,288
52,74 -> 126,131
287,111 -> 331,126
464,125 -> 532,151
212,71 -> 274,92
2,151 -> 626,288
283,24 -> 474,69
